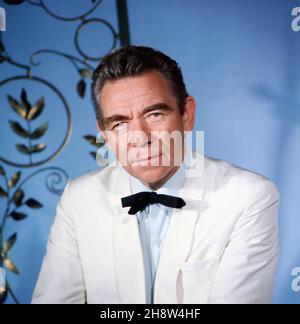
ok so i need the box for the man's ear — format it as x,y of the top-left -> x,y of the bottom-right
183,96 -> 196,131
96,121 -> 108,144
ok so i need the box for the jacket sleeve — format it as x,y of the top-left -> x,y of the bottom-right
32,181 -> 86,304
209,180 -> 280,304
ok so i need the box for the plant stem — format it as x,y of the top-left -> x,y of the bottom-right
0,173 -> 20,305
6,283 -> 20,304
0,173 -> 10,261
27,120 -> 33,165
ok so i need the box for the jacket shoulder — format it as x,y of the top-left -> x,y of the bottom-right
203,155 -> 280,204
60,163 -> 119,204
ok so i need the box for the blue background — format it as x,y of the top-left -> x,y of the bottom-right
0,0 -> 299,304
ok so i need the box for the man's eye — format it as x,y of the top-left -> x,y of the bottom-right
112,122 -> 126,130
148,112 -> 163,120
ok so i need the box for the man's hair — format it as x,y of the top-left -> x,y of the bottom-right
91,45 -> 189,128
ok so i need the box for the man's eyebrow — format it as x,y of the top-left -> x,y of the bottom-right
142,103 -> 173,114
103,103 -> 173,126
103,114 -> 128,126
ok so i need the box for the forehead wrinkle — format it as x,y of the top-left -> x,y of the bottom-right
109,90 -> 157,108
107,92 -> 165,115
103,75 -> 165,109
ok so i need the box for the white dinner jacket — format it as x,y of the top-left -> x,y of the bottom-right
32,150 -> 280,304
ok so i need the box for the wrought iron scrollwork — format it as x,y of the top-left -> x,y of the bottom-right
29,0 -> 103,22
0,75 -> 72,168
74,18 -> 118,61
0,165 -> 68,304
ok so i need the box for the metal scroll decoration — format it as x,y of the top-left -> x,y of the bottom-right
0,0 -> 131,303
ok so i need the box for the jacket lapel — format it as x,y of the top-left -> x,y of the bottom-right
154,156 -> 208,303
111,166 -> 147,304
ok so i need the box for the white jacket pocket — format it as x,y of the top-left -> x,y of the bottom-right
180,257 -> 220,304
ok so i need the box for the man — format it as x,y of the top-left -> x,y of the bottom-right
32,46 -> 280,304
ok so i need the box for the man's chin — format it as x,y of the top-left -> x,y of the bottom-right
129,165 -> 166,182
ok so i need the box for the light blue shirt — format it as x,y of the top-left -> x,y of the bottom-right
130,163 -> 186,304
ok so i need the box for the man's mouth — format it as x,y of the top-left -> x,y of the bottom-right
131,153 -> 163,166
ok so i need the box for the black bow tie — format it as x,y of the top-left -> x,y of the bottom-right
121,191 -> 186,215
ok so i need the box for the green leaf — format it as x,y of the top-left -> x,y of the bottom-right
8,171 -> 21,188
0,186 -> 8,198
9,120 -> 29,138
0,165 -> 5,176
10,212 -> 27,221
7,95 -> 27,119
83,135 -> 105,148
25,198 -> 43,209
20,88 -> 31,114
90,152 -> 97,159
3,258 -> 19,275
27,96 -> 45,120
79,68 -> 93,78
84,135 -> 97,145
77,79 -> 86,98
13,189 -> 24,207
29,143 -> 46,154
30,122 -> 48,139
15,143 -> 30,155
2,233 -> 17,255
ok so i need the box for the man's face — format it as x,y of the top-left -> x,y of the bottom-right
98,70 -> 195,188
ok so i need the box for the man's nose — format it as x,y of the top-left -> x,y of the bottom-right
128,119 -> 151,147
